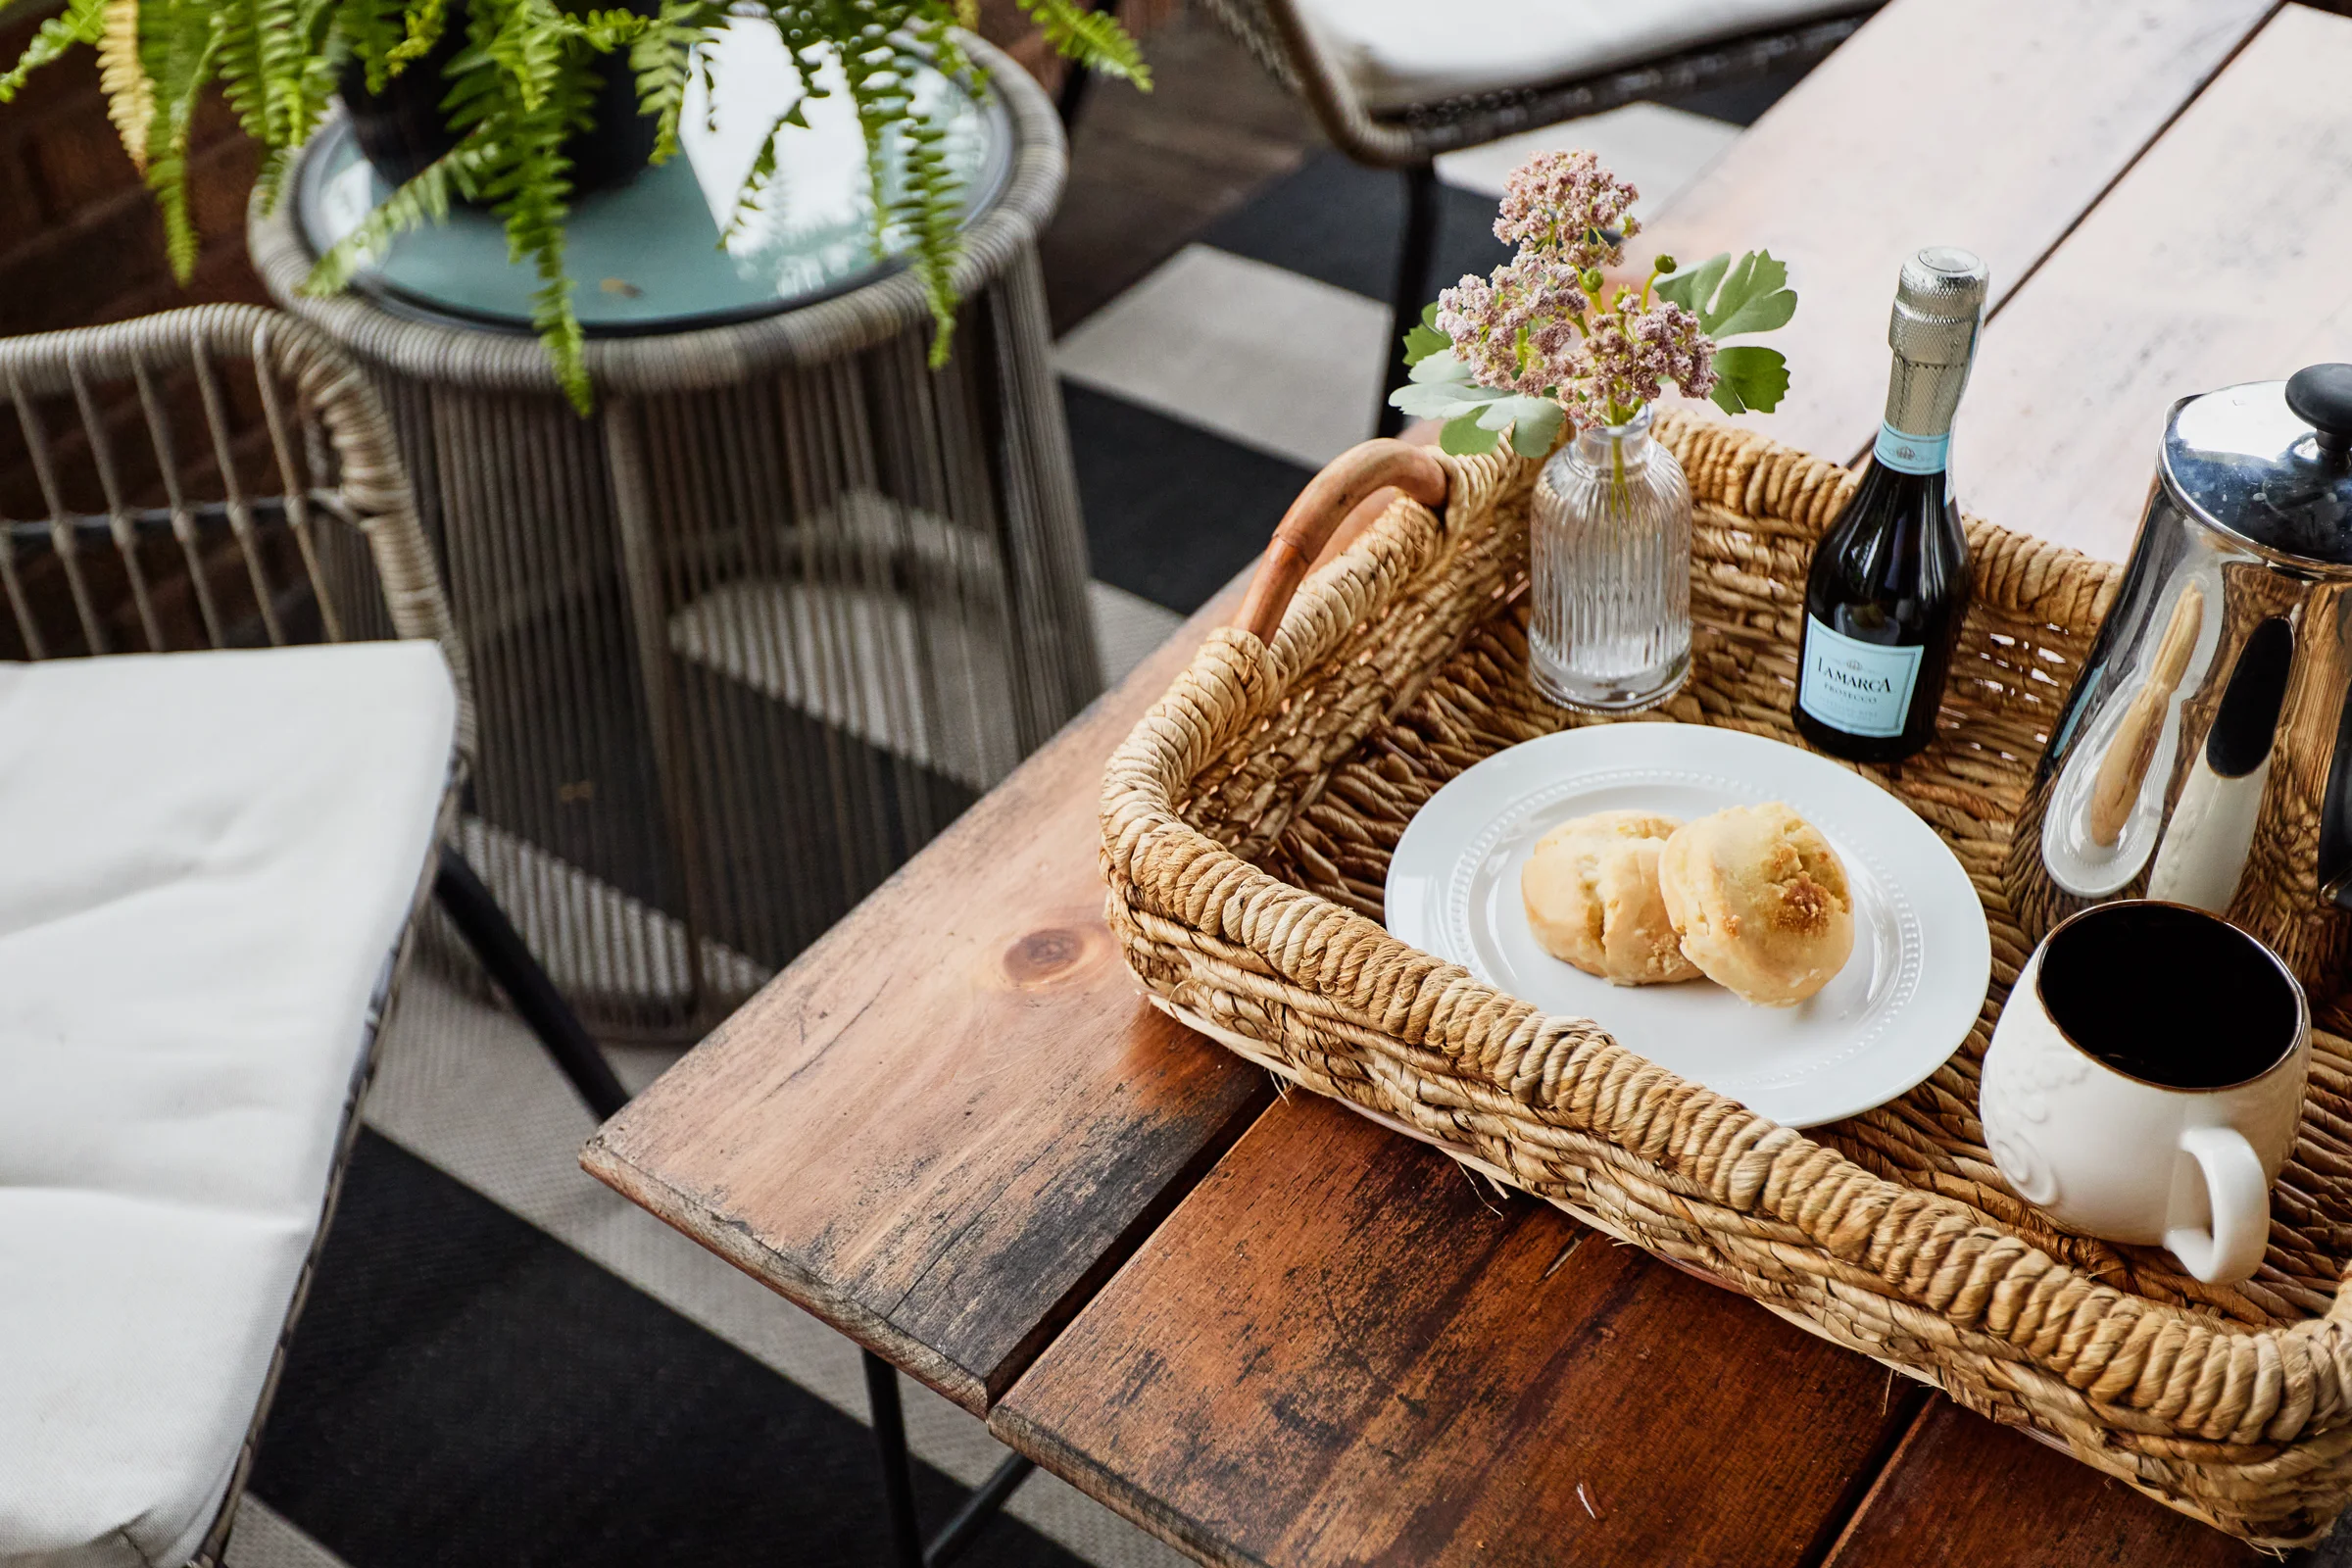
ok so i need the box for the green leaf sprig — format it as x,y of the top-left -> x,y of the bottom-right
1393,315 -> 1564,459
1653,251 -> 1795,415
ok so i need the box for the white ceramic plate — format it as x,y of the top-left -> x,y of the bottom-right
1384,724 -> 1991,1128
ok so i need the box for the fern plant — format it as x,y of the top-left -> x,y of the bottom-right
2,0 -> 1149,412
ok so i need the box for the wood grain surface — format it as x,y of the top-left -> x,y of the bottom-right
582,577 -> 1270,1414
1821,1396 -> 2269,1566
1641,0 -> 2278,467
1963,4 -> 2352,564
994,1095 -> 1924,1568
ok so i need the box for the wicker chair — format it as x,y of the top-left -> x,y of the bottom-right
1179,0 -> 1881,429
0,304 -> 623,1566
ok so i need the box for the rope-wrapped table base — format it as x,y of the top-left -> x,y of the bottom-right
1102,411 -> 2352,1546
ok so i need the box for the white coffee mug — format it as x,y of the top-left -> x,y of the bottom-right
1980,900 -> 2308,1284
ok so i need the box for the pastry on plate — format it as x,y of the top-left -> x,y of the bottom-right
1657,803 -> 1854,1006
1521,809 -> 1702,986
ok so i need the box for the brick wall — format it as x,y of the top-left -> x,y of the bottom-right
0,7 -> 267,341
0,7 -> 275,653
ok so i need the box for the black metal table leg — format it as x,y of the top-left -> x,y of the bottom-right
864,1349 -> 926,1568
861,1348 -> 1039,1568
926,1453 -> 1038,1568
1378,162 -> 1441,438
433,846 -> 631,1121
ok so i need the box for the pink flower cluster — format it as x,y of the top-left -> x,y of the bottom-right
1434,257 -> 1586,398
1565,300 -> 1717,423
1435,149 -> 1719,426
1494,150 -> 1640,270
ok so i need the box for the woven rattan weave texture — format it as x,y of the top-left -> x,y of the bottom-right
1102,411 -> 2352,1546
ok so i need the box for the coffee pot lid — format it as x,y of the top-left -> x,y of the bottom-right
2161,365 -> 2352,565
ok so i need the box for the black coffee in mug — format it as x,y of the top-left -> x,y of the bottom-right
2037,902 -> 2301,1090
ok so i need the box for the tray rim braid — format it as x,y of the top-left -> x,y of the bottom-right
1099,409 -> 2352,1547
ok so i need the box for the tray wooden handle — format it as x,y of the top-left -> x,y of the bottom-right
1232,439 -> 1449,644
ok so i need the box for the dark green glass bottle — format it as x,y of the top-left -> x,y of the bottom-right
1793,248 -> 1988,764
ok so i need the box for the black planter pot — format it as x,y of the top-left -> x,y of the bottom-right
340,4 -> 662,195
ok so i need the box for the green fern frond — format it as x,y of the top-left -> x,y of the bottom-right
142,2 -> 225,280
911,9 -> 974,88
97,0 -> 155,170
214,0 -> 274,144
455,2 -> 597,411
252,144 -> 295,202
215,0 -> 337,209
632,0 -> 724,164
1014,0 -> 1148,86
0,0 -> 104,102
285,0 -> 343,143
302,136 -> 485,294
336,0 -> 407,92
894,94 -> 964,366
531,272 -> 589,412
721,100 -> 807,244
386,0 -> 449,71
252,0 -> 304,144
827,32 -> 913,267
482,0 -> 571,114
568,8 -> 652,50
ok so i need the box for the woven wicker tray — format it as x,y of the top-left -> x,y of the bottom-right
1100,411 -> 2352,1546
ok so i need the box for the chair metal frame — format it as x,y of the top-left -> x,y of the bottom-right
0,303 -> 625,1565
1187,0 -> 1882,431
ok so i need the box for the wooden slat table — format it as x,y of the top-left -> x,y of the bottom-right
995,1096 -> 1923,1568
1964,1 -> 2352,560
584,3 -> 2345,1561
1642,0 -> 2274,470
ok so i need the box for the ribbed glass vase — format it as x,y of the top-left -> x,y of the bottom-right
1528,404 -> 1691,711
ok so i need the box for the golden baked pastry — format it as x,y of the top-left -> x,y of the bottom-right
1520,810 -> 1702,986
1657,803 -> 1854,1006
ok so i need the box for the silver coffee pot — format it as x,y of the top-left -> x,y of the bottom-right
2007,364 -> 2352,994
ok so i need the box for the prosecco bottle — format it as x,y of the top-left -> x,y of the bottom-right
1793,247 -> 1989,763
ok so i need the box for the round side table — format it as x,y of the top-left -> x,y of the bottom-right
252,30 -> 1102,1042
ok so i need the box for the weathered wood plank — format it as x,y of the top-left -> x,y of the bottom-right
1821,1396 -> 2269,1566
993,1095 -> 1922,1568
581,576 -> 1270,1414
1642,0 -> 2278,467
1962,4 -> 2352,564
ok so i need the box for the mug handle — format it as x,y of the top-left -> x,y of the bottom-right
2163,1124 -> 2272,1284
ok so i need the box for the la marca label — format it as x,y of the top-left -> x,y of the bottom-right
1799,615 -> 1924,738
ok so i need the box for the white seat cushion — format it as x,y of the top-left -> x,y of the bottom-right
1294,0 -> 1866,113
0,643 -> 456,1568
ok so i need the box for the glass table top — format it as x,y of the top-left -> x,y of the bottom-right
295,23 -> 1013,335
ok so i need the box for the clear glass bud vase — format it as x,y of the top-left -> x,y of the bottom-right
1528,404 -> 1691,711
